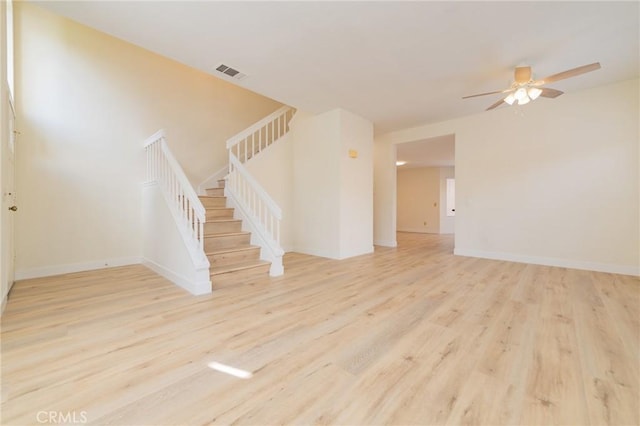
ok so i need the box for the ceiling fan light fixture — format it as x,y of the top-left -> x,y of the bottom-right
514,87 -> 528,101
518,95 -> 530,105
504,93 -> 516,105
528,87 -> 542,100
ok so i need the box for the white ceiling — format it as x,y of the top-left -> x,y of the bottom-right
396,134 -> 455,169
33,1 -> 639,134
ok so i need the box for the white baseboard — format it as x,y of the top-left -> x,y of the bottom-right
454,248 -> 640,277
15,257 -> 142,281
292,245 -> 375,260
397,227 -> 439,234
142,258 -> 211,295
374,239 -> 398,248
293,246 -> 341,260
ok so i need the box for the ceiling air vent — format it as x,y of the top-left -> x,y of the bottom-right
215,64 -> 247,81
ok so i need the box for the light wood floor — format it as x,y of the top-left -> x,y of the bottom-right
1,233 -> 638,425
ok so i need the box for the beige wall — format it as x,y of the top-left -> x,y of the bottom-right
397,167 -> 440,233
397,166 -> 454,234
14,3 -> 282,277
376,78 -> 639,275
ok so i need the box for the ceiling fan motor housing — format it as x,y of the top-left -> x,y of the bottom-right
514,66 -> 532,84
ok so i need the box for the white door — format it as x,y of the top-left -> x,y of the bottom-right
446,178 -> 455,216
2,93 -> 17,307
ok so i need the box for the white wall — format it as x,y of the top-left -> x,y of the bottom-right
397,167 -> 440,234
338,109 -> 374,258
14,3 -> 282,278
373,140 -> 397,247
291,110 -> 341,258
376,78 -> 639,275
291,109 -> 373,259
244,132 -> 294,252
142,184 -> 210,295
1,0 -> 10,311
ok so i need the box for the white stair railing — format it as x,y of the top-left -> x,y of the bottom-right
226,106 -> 295,164
224,106 -> 295,276
226,154 -> 284,275
145,130 -> 208,267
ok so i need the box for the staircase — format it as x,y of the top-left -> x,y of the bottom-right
201,179 -> 270,288
143,107 -> 294,295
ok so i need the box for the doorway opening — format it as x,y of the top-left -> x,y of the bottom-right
395,133 -> 455,236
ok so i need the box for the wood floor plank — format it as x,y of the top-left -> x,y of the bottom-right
1,233 -> 638,425
573,272 -> 639,426
519,267 -> 589,425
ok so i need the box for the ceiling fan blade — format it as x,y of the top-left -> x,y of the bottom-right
486,99 -> 505,111
539,88 -> 564,98
462,89 -> 509,99
536,62 -> 601,85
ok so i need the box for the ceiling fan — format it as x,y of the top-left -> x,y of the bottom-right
463,62 -> 601,111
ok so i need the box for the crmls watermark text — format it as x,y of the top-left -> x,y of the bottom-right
36,411 -> 88,424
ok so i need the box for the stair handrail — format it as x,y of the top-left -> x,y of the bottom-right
144,130 -> 207,265
226,106 -> 295,163
227,153 -> 282,249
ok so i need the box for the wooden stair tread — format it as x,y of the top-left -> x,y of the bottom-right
206,245 -> 260,256
204,182 -> 270,286
203,231 -> 250,238
210,260 -> 270,275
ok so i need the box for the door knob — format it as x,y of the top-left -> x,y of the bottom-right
8,205 -> 17,212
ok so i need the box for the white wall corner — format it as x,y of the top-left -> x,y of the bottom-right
337,245 -> 374,260
292,245 -> 342,260
374,239 -> 398,248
